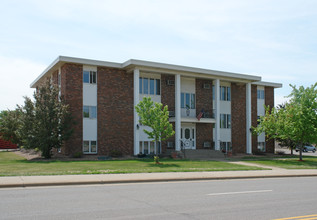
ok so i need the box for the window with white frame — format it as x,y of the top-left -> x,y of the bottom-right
181,93 -> 195,109
83,71 -> 97,84
257,142 -> 266,152
220,86 -> 231,101
257,89 -> 265,99
83,106 -> 97,119
220,114 -> 231,129
139,141 -> 161,155
139,77 -> 160,95
83,140 -> 97,154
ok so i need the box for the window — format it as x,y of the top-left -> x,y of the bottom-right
139,141 -> 161,154
83,71 -> 97,84
156,79 -> 160,95
143,78 -> 148,94
83,106 -> 97,119
139,77 -> 161,95
181,92 -> 195,109
83,140 -> 97,154
220,86 -> 231,101
150,79 -> 154,95
220,114 -> 231,129
257,89 -> 265,99
139,77 -> 142,93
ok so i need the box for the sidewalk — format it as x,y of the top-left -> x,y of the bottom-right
1,168 -> 317,188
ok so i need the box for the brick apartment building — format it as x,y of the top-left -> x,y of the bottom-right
31,56 -> 282,156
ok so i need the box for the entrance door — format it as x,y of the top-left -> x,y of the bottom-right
182,126 -> 195,149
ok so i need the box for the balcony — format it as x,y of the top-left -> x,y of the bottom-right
169,109 -> 215,124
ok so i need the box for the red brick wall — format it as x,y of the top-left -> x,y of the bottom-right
196,79 -> 213,117
195,79 -> 213,149
52,70 -> 58,85
161,74 -> 175,112
231,83 -> 246,154
61,63 -> 83,156
161,74 -> 175,151
251,85 -> 258,152
97,67 -> 134,155
265,86 -> 275,153
196,124 -> 213,149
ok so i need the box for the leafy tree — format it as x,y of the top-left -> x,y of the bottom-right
275,104 -> 297,155
135,97 -> 175,163
17,97 -> 37,149
0,80 -> 73,159
0,110 -> 22,146
32,80 -> 73,158
255,83 -> 317,161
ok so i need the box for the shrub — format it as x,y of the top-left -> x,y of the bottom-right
109,149 -> 122,158
73,152 -> 82,158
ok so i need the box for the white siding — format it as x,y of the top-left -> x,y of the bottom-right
83,65 -> 98,147
257,86 -> 265,143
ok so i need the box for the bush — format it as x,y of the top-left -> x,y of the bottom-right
73,152 -> 82,158
109,149 -> 122,158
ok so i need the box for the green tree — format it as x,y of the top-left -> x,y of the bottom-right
32,80 -> 73,158
135,97 -> 175,163
0,110 -> 22,146
17,97 -> 37,149
254,83 -> 317,161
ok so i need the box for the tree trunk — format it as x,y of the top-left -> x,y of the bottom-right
299,142 -> 303,161
290,147 -> 293,155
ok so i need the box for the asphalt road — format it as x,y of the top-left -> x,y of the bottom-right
1,177 -> 317,220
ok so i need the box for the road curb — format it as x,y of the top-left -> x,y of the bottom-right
1,173 -> 317,188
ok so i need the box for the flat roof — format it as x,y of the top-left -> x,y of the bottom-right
30,56 -> 281,88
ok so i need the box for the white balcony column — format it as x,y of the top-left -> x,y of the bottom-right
175,74 -> 181,151
133,68 -> 140,155
246,82 -> 252,154
215,79 -> 220,150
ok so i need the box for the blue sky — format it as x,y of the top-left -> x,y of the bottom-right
1,0 -> 316,110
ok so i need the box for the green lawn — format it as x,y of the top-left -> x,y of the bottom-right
0,152 -> 265,176
241,156 -> 317,169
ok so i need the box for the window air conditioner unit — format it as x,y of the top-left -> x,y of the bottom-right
167,141 -> 175,148
167,80 -> 175,86
203,141 -> 211,148
203,83 -> 211,89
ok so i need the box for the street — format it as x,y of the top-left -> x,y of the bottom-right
1,177 -> 317,219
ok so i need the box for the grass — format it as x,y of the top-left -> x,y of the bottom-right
0,152 -> 265,176
240,155 -> 317,169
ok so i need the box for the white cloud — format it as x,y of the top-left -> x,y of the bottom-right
0,56 -> 45,110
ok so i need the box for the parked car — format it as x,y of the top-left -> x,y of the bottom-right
295,144 -> 316,153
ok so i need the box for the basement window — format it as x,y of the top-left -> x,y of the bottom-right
83,140 -> 97,154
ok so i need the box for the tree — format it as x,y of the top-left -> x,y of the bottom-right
0,80 -> 73,159
254,83 -> 317,161
0,110 -> 22,146
275,104 -> 297,155
135,97 -> 175,163
32,80 -> 73,158
17,97 -> 37,149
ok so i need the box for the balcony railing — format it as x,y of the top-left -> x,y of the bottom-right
169,109 -> 215,119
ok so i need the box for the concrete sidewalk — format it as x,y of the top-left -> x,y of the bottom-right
1,169 -> 317,188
